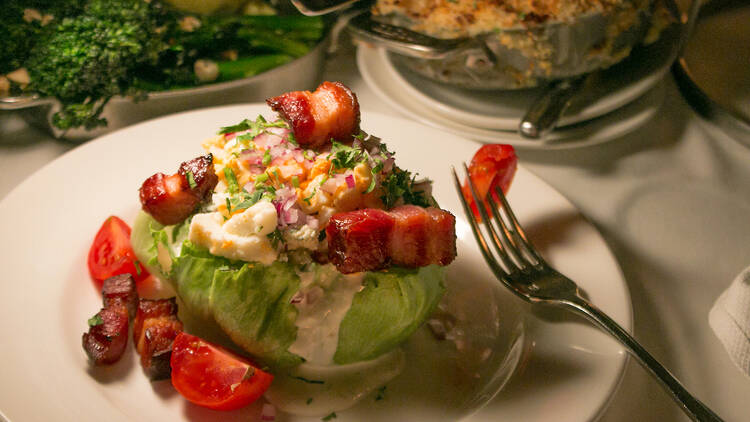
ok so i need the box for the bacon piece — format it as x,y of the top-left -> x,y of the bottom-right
133,298 -> 183,380
267,81 -> 360,148
82,305 -> 130,365
82,274 -> 139,365
327,209 -> 394,273
326,205 -> 456,274
139,154 -> 218,226
102,273 -> 138,319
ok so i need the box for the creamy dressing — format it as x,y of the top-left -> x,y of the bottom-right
264,348 -> 406,416
288,267 -> 365,365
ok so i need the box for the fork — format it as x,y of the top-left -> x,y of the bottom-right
452,165 -> 724,422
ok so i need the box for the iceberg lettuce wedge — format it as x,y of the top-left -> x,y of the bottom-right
131,211 -> 446,369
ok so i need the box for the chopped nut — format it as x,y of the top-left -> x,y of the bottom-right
221,50 -> 239,61
179,16 -> 202,32
7,68 -> 30,86
23,8 -> 42,23
194,59 -> 219,83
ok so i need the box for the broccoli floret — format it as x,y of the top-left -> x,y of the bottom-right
0,1 -> 85,74
26,0 -> 167,130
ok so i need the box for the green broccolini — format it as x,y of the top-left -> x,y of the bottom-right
3,0 -> 325,132
27,0 -> 168,129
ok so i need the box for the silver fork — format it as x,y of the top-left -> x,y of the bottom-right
452,165 -> 724,422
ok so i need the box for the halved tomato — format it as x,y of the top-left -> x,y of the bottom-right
87,216 -> 149,286
461,144 -> 518,219
170,332 -> 273,411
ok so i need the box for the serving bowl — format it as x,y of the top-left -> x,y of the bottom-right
354,0 -> 671,90
0,34 -> 329,142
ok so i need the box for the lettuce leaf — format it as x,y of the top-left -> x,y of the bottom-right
131,211 -> 445,369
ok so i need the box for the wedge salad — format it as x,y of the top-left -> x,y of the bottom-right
81,81 -> 518,418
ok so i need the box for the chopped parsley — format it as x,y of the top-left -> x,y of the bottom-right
87,314 -> 104,327
306,397 -> 314,405
267,229 -> 284,248
380,167 -> 432,209
302,189 -> 316,204
322,412 -> 337,421
229,184 -> 276,214
328,140 -> 365,171
218,115 -> 286,136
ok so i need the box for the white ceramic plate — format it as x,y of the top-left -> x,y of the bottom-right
358,46 -> 665,150
366,24 -> 680,132
0,105 -> 631,422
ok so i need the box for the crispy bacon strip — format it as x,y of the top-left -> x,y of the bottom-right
133,298 -> 183,380
102,273 -> 138,319
266,81 -> 360,148
139,154 -> 218,226
82,274 -> 138,365
326,205 -> 456,274
82,305 -> 130,365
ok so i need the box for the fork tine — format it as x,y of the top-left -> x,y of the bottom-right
454,165 -> 517,273
492,185 -> 546,265
451,166 -> 512,280
484,189 -> 533,270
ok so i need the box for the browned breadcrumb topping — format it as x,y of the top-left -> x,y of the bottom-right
372,0 -> 628,38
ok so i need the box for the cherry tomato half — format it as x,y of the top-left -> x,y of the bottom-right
170,332 -> 273,411
461,144 -> 518,219
87,216 -> 149,286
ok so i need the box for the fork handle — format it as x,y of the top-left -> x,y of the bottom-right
568,298 -> 724,422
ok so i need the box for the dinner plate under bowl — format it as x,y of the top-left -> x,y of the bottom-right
0,104 -> 630,422
356,21 -> 679,148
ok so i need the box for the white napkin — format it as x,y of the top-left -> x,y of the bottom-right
709,266 -> 750,377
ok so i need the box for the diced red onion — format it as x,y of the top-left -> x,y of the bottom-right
320,175 -> 344,194
240,149 -> 263,166
260,403 -> 276,421
292,149 -> 304,163
345,173 -> 356,189
305,215 -> 320,230
254,132 -> 284,149
382,157 -> 395,173
278,165 -> 302,179
266,127 -> 290,138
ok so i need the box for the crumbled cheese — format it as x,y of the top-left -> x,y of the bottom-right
284,224 -> 319,251
189,201 -> 279,265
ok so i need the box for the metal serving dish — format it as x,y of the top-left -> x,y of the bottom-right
354,0 -> 659,90
0,34 -> 330,142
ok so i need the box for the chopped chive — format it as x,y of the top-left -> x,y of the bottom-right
262,149 -> 272,166
256,172 -> 269,183
87,314 -> 104,327
185,170 -> 197,189
134,260 -> 142,276
223,167 -> 239,194
291,175 -> 299,188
